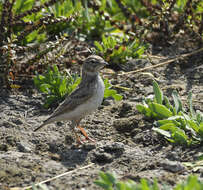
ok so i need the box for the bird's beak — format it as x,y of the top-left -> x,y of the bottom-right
103,61 -> 108,66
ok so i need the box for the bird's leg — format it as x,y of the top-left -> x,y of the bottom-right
74,129 -> 84,145
77,125 -> 95,142
70,121 -> 84,145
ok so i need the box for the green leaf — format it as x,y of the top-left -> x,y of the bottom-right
99,172 -> 115,186
59,78 -> 67,96
198,125 -> 203,138
163,96 -> 173,111
94,180 -> 111,189
104,79 -> 122,101
152,127 -> 171,138
112,94 -> 123,101
172,130 -> 189,145
187,91 -> 195,118
141,178 -> 150,189
159,123 -> 178,133
26,30 -> 38,43
148,102 -> 173,119
44,95 -> 57,108
156,119 -> 181,127
187,120 -> 199,132
53,64 -> 59,74
153,80 -> 163,104
172,90 -> 184,113
196,111 -> 203,124
40,84 -> 51,94
83,0 -> 90,21
152,178 -> 160,190
55,1 -> 60,17
105,172 -> 117,185
94,41 -> 104,52
136,104 -> 152,118
116,182 -> 127,190
104,78 -> 112,88
100,0 -> 107,10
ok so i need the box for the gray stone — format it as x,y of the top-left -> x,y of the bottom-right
161,159 -> 185,173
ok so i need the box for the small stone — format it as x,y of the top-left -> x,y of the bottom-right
161,159 -> 185,173
6,136 -> 17,146
103,99 -> 114,106
166,151 -> 180,161
0,144 -> 8,151
11,117 -> 23,125
91,142 -> 124,163
103,142 -> 125,153
17,141 -> 32,153
118,102 -> 134,117
92,152 -> 113,163
114,116 -> 138,132
82,143 -> 96,151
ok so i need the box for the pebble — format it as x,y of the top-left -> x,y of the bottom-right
17,141 -> 32,153
161,159 -> 185,173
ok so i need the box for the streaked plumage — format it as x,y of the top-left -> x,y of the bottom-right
34,55 -> 108,144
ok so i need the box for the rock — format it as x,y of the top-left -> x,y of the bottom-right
0,144 -> 8,151
6,135 -> 17,146
92,152 -> 113,163
17,141 -> 32,153
91,142 -> 124,163
103,142 -> 125,153
118,102 -> 134,117
161,159 -> 185,173
103,99 -> 114,106
114,116 -> 138,132
11,117 -> 23,125
166,151 -> 180,161
123,59 -> 149,72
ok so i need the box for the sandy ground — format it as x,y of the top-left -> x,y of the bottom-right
0,48 -> 203,190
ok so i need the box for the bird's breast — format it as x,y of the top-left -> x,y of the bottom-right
62,76 -> 105,121
90,75 -> 105,109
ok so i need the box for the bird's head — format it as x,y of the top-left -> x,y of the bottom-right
82,55 -> 108,74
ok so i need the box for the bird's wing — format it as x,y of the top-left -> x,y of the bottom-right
34,77 -> 97,132
47,79 -> 97,120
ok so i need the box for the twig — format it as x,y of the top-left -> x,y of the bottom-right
112,84 -> 132,91
10,163 -> 95,190
118,48 -> 203,76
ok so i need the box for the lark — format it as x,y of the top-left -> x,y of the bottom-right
34,55 -> 108,144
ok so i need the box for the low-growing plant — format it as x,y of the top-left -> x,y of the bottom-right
95,171 -> 159,190
136,81 -> 203,146
34,64 -> 122,108
104,78 -> 123,101
34,64 -> 81,108
95,171 -> 203,190
94,34 -> 146,69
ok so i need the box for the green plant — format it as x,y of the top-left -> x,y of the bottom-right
94,34 -> 146,68
95,171 -> 159,190
104,79 -> 123,101
0,0 -> 77,87
34,64 -> 122,108
95,172 -> 203,190
136,81 -> 203,146
34,64 -> 81,108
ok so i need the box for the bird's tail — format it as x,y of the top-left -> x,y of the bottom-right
34,118 -> 52,132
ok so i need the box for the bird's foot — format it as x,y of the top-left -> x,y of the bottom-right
77,125 -> 95,143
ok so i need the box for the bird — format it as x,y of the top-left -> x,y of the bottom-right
34,55 -> 108,144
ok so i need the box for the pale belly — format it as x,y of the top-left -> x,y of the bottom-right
56,76 -> 105,122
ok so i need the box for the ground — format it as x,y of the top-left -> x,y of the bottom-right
0,45 -> 203,190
